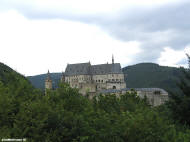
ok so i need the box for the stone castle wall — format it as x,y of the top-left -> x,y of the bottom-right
45,80 -> 52,90
65,73 -> 126,94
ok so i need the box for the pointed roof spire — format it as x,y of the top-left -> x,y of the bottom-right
61,71 -> 65,76
46,70 -> 51,80
112,54 -> 114,64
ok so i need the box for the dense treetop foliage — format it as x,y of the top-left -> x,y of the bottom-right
1,62 -> 190,141
167,55 -> 190,126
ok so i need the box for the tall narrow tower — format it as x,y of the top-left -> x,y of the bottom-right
45,70 -> 52,93
112,54 -> 114,64
60,72 -> 65,83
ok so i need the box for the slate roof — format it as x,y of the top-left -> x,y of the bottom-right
65,62 -> 91,76
99,88 -> 168,95
122,88 -> 168,94
91,63 -> 122,75
65,62 -> 123,76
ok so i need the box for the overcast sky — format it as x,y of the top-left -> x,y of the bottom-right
0,0 -> 190,76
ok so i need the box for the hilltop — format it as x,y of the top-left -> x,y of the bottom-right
0,62 -> 32,89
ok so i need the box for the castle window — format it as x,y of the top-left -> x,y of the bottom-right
101,80 -> 103,83
154,91 -> 161,95
98,80 -> 100,82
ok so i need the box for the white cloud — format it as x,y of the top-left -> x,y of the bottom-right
157,47 -> 188,67
0,10 -> 141,76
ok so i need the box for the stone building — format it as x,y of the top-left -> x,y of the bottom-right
45,57 -> 169,106
45,70 -> 52,94
99,88 -> 168,106
61,57 -> 126,95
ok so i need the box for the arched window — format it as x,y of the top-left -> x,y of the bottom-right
113,86 -> 116,89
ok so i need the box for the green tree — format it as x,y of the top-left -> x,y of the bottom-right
167,54 -> 190,126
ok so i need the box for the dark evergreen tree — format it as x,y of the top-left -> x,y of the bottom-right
167,54 -> 190,126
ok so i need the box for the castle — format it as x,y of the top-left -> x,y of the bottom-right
45,57 -> 168,106
45,70 -> 52,94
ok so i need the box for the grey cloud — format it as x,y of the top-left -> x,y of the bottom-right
93,2 -> 190,63
1,0 -> 190,65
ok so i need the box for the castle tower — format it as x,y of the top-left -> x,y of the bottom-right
60,72 -> 65,82
45,70 -> 52,93
112,54 -> 114,64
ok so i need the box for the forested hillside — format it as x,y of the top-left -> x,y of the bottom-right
28,63 -> 183,94
28,73 -> 62,89
123,63 -> 184,94
0,62 -> 33,89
